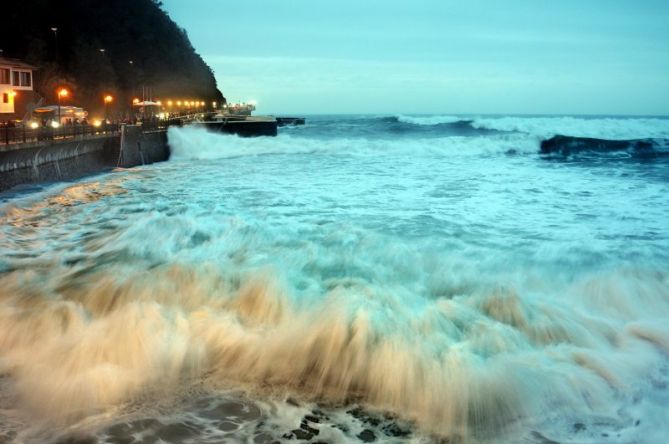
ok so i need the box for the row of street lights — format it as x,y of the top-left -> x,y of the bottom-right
54,87 -> 223,124
56,88 -> 115,123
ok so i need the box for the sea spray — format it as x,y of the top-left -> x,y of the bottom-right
1,115 -> 669,443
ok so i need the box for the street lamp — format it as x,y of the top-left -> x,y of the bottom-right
104,94 -> 113,121
57,87 -> 69,125
51,27 -> 59,62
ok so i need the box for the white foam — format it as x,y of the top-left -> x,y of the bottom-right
2,119 -> 669,442
167,126 -> 539,162
396,115 -> 464,125
471,115 -> 669,139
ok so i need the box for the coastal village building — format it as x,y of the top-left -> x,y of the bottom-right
0,57 -> 38,121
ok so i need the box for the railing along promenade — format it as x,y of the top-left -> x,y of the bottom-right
0,117 -> 190,149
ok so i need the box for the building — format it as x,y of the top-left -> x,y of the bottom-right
0,57 -> 38,121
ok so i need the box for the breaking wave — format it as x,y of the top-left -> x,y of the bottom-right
394,114 -> 465,126
393,114 -> 669,140
167,126 -> 538,161
1,222 -> 669,442
3,114 -> 669,443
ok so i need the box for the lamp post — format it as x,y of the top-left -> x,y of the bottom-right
104,94 -> 113,122
57,88 -> 68,126
50,27 -> 59,63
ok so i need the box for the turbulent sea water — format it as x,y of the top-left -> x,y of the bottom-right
1,114 -> 669,443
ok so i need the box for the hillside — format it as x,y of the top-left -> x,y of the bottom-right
0,0 -> 224,115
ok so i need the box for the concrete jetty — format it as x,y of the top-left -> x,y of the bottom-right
276,117 -> 306,126
189,116 -> 278,137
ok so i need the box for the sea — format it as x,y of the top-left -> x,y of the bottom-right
1,114 -> 669,443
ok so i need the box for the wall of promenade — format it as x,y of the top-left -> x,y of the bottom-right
0,125 -> 169,192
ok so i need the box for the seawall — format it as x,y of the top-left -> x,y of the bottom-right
0,125 -> 168,192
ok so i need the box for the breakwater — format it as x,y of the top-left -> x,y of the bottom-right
540,134 -> 669,156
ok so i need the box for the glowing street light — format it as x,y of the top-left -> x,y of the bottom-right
133,98 -> 140,105
104,94 -> 113,121
57,87 -> 69,125
167,100 -> 173,107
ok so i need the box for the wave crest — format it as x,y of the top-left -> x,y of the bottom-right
2,261 -> 668,439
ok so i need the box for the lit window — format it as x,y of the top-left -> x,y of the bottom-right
2,93 -> 8,103
0,69 -> 10,84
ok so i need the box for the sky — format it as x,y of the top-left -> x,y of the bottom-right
162,0 -> 669,115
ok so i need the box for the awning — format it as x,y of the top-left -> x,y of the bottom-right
133,101 -> 160,107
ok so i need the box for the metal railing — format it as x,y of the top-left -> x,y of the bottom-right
1,118 -> 188,147
139,117 -> 184,132
1,123 -> 120,146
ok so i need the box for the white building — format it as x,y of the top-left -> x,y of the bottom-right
0,57 -> 37,119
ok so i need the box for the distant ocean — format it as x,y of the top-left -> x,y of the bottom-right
1,114 -> 669,443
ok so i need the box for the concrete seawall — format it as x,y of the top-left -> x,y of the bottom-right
117,126 -> 169,168
0,125 -> 169,192
0,118 -> 279,192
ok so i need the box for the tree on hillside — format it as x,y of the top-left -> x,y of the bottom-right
0,0 -> 224,115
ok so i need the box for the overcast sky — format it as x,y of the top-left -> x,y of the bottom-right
162,0 -> 669,115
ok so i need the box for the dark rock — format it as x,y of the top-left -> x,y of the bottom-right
346,407 -> 380,427
299,421 -> 319,436
539,135 -> 666,156
284,428 -> 314,440
357,429 -> 377,442
304,414 -> 321,423
573,422 -> 586,432
381,422 -> 411,438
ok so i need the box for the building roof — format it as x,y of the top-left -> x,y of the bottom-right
0,57 -> 38,70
